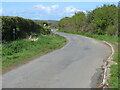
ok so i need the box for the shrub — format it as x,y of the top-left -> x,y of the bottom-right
1,16 -> 45,41
59,4 -> 118,36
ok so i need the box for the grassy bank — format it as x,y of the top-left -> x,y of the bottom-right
2,34 -> 67,71
59,30 -> 119,88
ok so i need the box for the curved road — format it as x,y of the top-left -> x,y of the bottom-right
2,31 -> 111,88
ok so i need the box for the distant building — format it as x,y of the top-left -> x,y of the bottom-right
43,24 -> 47,26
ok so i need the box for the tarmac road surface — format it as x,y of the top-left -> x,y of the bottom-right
2,31 -> 111,88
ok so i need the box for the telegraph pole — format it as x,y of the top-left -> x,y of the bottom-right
13,28 -> 16,40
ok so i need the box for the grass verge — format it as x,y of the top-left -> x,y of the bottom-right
58,30 -> 119,88
2,34 -> 67,72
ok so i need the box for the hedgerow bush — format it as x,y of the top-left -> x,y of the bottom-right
59,5 -> 118,36
42,26 -> 51,35
1,16 -> 48,41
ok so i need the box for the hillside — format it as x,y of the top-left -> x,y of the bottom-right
34,20 -> 58,28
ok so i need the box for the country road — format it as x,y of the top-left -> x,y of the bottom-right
2,31 -> 111,88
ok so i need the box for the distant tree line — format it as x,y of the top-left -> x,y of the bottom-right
1,16 -> 51,41
34,20 -> 58,29
59,5 -> 118,36
35,20 -> 49,26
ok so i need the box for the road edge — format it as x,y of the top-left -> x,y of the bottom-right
98,41 -> 115,88
58,30 -> 117,88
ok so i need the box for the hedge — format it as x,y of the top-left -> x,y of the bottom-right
1,16 -> 49,41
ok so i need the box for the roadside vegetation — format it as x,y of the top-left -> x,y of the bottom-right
2,16 -> 48,41
1,16 -> 67,71
58,4 -> 119,88
59,5 -> 118,36
2,34 -> 67,70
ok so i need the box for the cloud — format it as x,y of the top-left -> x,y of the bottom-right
34,4 -> 59,13
30,5 -> 86,19
81,10 -> 87,14
65,6 -> 80,13
51,5 -> 59,9
2,4 -> 87,20
64,6 -> 87,16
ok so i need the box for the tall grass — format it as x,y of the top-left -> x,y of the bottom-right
59,30 -> 118,42
2,34 -> 67,70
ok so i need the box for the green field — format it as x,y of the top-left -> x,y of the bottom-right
58,30 -> 119,88
2,34 -> 67,70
